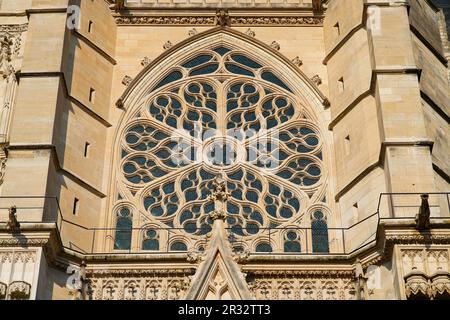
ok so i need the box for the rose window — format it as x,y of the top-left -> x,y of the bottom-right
114,45 -> 329,253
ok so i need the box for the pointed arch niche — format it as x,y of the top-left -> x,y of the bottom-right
105,28 -> 336,255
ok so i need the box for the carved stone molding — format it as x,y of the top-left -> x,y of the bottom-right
188,28 -> 198,37
87,268 -> 195,278
231,16 -> 324,26
114,16 -> 324,26
405,272 -> 430,298
292,56 -> 303,67
141,56 -> 151,67
0,237 -> 49,247
8,281 -> 31,300
0,146 -> 6,185
430,272 -> 450,298
0,24 -> 28,35
311,75 -> 322,86
0,282 -> 6,300
247,269 -> 354,278
122,75 -> 133,86
270,41 -> 280,51
245,28 -> 255,37
88,275 -> 191,300
163,40 -> 173,50
248,277 -> 356,300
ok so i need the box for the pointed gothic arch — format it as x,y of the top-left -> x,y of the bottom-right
105,27 -> 336,254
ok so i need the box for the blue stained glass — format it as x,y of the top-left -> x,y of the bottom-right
231,225 -> 244,236
153,71 -> 183,90
269,184 -> 281,195
114,216 -> 132,250
300,127 -> 314,135
312,218 -> 329,253
286,231 -> 297,241
231,189 -> 243,200
303,178 -> 317,186
229,170 -> 244,181
190,64 -> 219,76
123,163 -> 136,174
225,63 -> 254,77
250,212 -> 263,224
261,71 -> 292,92
185,190 -> 198,201
280,206 -> 293,218
182,55 -> 213,68
180,211 -> 193,223
199,224 -> 211,235
227,202 -> 240,214
167,204 -> 178,215
151,206 -> 163,217
231,55 -> 262,69
284,241 -> 301,253
246,223 -> 259,234
213,46 -> 231,55
204,202 -> 214,213
144,197 -> 155,210
170,241 -> 188,251
306,137 -> 319,146
256,243 -> 272,253
126,134 -> 139,144
251,179 -> 263,191
266,205 -> 277,217
246,190 -> 258,203
143,239 -> 159,251
184,222 -> 197,233
288,198 -> 300,211
308,166 -> 321,176
188,111 -> 199,121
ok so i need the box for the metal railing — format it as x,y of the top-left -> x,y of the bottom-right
0,192 -> 448,257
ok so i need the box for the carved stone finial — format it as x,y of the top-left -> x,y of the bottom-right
311,75 -> 322,86
312,0 -> 324,12
0,35 -> 14,79
215,9 -> 231,27
141,56 -> 151,67
210,210 -> 226,221
209,171 -> 229,203
246,28 -> 255,37
115,0 -> 125,12
270,41 -> 280,51
6,205 -> 20,234
122,75 -> 133,87
163,41 -> 173,50
187,250 -> 204,263
116,99 -> 124,109
208,171 -> 230,221
292,56 -> 303,67
354,258 -> 368,300
188,28 -> 198,37
415,194 -> 431,230
0,147 -> 7,186
233,248 -> 250,263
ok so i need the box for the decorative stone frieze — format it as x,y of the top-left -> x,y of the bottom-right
114,16 -> 324,26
